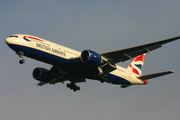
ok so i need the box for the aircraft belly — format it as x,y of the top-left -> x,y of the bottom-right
8,44 -> 99,79
6,44 -> 145,84
59,63 -> 99,79
8,44 -> 146,84
106,67 -> 144,85
106,73 -> 132,84
8,44 -> 70,64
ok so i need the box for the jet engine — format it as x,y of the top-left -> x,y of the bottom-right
33,67 -> 53,82
80,50 -> 102,66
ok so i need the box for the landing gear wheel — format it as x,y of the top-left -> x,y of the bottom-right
76,86 -> 80,91
67,83 -> 80,92
19,59 -> 25,64
100,80 -> 104,83
73,88 -> 76,92
17,51 -> 25,64
66,83 -> 70,88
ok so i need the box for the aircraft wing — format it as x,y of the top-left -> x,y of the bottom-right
36,66 -> 86,86
100,36 -> 180,63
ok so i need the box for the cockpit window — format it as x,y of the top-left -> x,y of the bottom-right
9,35 -> 18,38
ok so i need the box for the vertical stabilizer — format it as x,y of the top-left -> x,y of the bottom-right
127,54 -> 145,76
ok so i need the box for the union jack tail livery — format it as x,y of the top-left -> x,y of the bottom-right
127,54 -> 145,76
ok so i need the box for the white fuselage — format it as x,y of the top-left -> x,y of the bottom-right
6,34 -> 145,85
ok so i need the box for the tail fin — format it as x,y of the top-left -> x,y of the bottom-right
127,54 -> 145,76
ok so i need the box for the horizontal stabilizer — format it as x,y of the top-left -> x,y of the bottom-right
138,71 -> 174,80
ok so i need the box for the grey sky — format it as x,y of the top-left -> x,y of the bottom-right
1,0 -> 180,120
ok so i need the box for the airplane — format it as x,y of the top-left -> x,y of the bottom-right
5,34 -> 180,91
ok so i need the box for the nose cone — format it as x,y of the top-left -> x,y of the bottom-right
6,35 -> 20,51
5,37 -> 12,44
5,37 -> 19,45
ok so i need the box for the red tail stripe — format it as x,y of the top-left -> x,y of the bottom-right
134,54 -> 145,62
129,64 -> 140,75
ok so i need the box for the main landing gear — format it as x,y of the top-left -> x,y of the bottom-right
16,51 -> 25,64
66,83 -> 80,92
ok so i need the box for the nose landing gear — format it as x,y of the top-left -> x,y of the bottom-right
67,83 -> 80,92
16,51 -> 25,64
19,59 -> 25,64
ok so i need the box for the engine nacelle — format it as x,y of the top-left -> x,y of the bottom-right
33,67 -> 53,82
80,50 -> 102,66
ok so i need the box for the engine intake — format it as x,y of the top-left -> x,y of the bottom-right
80,50 -> 102,66
33,67 -> 53,82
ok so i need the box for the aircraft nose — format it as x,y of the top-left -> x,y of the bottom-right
5,37 -> 18,45
5,37 -> 12,44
